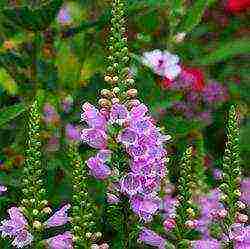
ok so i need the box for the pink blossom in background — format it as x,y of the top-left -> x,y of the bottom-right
142,49 -> 181,80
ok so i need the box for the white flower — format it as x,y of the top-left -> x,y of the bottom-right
142,49 -> 181,80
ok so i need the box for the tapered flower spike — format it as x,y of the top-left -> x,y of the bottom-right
219,105 -> 243,248
191,131 -> 208,194
21,99 -> 48,233
68,142 -> 100,249
104,0 -> 134,92
174,146 -> 198,249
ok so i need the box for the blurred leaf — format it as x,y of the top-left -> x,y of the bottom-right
0,68 -> 18,95
55,42 -> 81,89
200,39 -> 250,65
0,103 -> 26,128
179,0 -> 209,33
2,0 -> 63,31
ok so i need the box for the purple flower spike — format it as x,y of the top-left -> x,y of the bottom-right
86,157 -> 111,180
46,231 -> 73,249
45,204 -> 71,228
138,228 -> 166,249
81,129 -> 107,149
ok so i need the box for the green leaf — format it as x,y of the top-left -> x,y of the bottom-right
0,103 -> 26,128
179,0 -> 210,33
200,39 -> 250,65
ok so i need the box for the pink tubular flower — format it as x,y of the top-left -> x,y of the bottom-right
45,204 -> 71,228
81,129 -> 107,149
120,173 -> 143,196
107,193 -> 120,204
86,156 -> 111,180
46,231 -> 73,249
131,195 -> 161,222
81,103 -> 107,129
138,228 -> 166,249
191,239 -> 221,249
229,224 -> 250,249
0,207 -> 33,248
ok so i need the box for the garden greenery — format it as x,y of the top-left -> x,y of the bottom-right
0,0 -> 249,248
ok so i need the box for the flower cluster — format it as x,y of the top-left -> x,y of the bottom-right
142,50 -> 228,124
81,101 -> 170,221
0,204 -> 72,248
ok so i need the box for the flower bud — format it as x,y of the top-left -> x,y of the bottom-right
237,201 -> 246,210
101,89 -> 113,99
185,220 -> 198,229
163,218 -> 176,231
113,87 -> 120,94
187,208 -> 195,218
33,220 -> 42,229
236,213 -> 248,223
126,89 -> 138,98
104,75 -> 112,82
42,207 -> 52,214
217,209 -> 228,219
111,98 -> 120,104
173,32 -> 186,43
98,99 -> 111,108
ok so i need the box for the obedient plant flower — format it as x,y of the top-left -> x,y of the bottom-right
142,49 -> 181,80
0,207 -> 33,248
191,239 -> 221,249
44,204 -> 71,228
138,228 -> 166,249
46,231 -> 73,249
229,223 -> 250,248
0,204 -> 71,248
81,101 -> 169,221
240,178 -> 250,205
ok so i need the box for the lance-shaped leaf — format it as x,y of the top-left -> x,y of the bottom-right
0,103 -> 26,128
200,38 -> 250,65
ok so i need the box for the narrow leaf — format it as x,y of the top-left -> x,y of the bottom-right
200,39 -> 250,65
179,0 -> 209,33
0,103 -> 26,127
